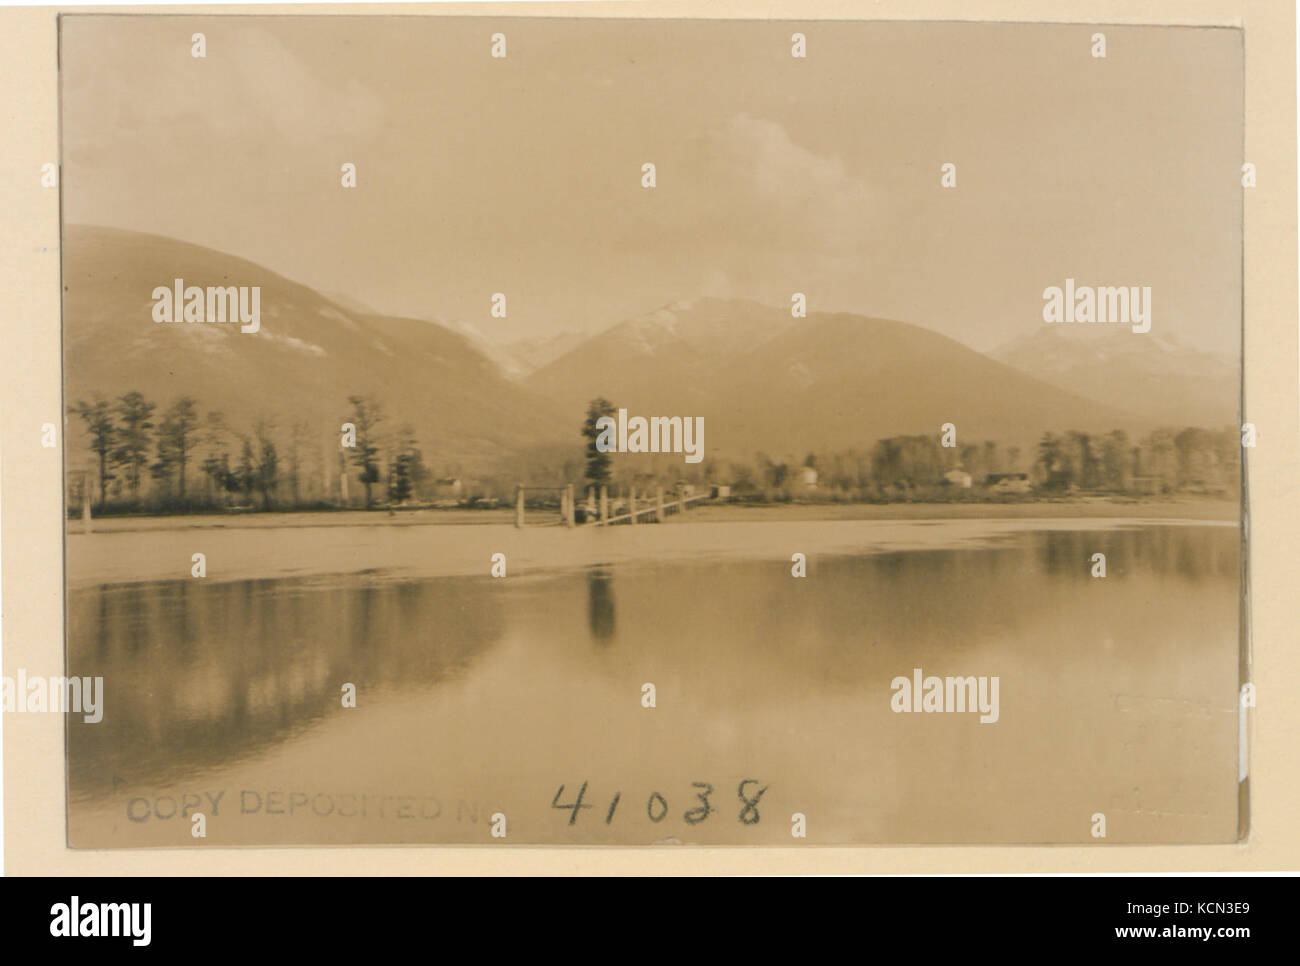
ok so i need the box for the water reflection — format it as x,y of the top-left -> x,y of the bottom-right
1037,527 -> 1237,579
68,576 -> 507,799
587,568 -> 616,643
66,524 -> 1241,845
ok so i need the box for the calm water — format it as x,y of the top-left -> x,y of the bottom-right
66,524 -> 1241,846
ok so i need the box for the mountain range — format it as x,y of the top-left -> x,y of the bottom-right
62,225 -> 565,474
62,226 -> 1238,471
988,327 -> 1238,431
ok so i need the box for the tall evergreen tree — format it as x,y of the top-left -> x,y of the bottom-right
582,397 -> 617,488
346,395 -> 383,507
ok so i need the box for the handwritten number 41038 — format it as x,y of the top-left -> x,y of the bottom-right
551,779 -> 768,826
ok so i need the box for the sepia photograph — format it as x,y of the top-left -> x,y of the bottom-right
54,14 -> 1245,848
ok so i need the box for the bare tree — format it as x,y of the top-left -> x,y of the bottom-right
71,397 -> 115,506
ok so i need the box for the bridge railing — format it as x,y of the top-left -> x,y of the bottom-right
512,483 -> 710,528
587,484 -> 709,526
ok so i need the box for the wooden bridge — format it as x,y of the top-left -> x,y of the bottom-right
513,483 -> 711,528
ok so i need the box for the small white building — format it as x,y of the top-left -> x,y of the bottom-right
944,469 -> 972,489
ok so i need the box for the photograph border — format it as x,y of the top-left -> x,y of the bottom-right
2,0 -> 1294,875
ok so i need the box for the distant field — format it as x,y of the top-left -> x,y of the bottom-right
683,498 -> 1238,523
71,507 -> 516,533
66,498 -> 1239,589
70,497 -> 1238,534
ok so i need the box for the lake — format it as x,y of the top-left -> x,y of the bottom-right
65,521 -> 1241,846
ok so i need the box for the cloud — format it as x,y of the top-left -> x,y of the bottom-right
216,29 -> 387,145
62,24 -> 386,165
613,113 -> 884,265
703,114 -> 879,252
699,267 -> 738,299
603,113 -> 887,308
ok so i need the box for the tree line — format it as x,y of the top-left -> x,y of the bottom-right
705,427 -> 1239,502
67,390 -> 1240,516
68,392 -> 438,514
578,399 -> 1239,502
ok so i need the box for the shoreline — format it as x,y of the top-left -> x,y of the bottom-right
67,497 -> 1237,534
66,502 -> 1238,590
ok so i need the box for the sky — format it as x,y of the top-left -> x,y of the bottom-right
60,16 -> 1243,355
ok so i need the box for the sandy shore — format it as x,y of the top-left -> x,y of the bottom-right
69,497 -> 1237,533
66,501 -> 1238,589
